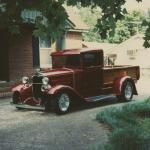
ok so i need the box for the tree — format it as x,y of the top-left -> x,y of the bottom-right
108,20 -> 131,43
108,11 -> 145,43
78,8 -> 145,43
77,6 -> 102,42
124,10 -> 145,36
0,0 -> 150,47
0,0 -> 68,39
142,8 -> 150,48
67,0 -> 150,47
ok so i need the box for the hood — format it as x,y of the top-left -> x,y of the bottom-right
40,68 -> 74,87
40,68 -> 74,77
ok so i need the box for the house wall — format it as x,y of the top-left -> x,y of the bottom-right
65,31 -> 82,49
40,47 -> 56,68
39,31 -> 83,68
0,30 -> 9,81
8,29 -> 84,80
40,40 -> 57,68
9,27 -> 34,81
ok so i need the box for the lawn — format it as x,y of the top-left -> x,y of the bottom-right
96,99 -> 150,150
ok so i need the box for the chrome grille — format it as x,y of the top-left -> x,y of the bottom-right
32,75 -> 43,98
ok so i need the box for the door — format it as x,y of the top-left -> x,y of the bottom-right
83,66 -> 102,97
82,52 -> 103,97
39,37 -> 53,68
0,31 -> 9,81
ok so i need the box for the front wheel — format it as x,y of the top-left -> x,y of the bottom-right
51,92 -> 72,115
12,92 -> 22,104
117,81 -> 134,102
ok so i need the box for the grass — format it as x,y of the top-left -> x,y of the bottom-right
96,98 -> 150,150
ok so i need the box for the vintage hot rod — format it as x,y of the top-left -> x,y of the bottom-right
12,48 -> 140,114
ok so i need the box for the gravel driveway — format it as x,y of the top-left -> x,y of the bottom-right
0,97 -> 113,150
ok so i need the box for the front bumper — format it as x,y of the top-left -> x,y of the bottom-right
10,101 -> 45,111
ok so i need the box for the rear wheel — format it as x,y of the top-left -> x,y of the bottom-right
117,81 -> 134,102
51,92 -> 71,115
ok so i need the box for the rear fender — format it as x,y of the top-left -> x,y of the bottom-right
47,85 -> 83,99
113,76 -> 138,95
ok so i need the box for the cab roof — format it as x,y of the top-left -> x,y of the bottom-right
51,48 -> 103,56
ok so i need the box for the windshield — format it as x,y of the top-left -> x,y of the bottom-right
52,55 -> 81,68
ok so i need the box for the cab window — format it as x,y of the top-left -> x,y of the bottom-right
66,55 -> 80,67
83,52 -> 101,67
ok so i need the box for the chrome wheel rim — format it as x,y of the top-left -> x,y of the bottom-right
124,82 -> 133,100
58,93 -> 70,112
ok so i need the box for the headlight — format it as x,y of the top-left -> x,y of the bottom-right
42,77 -> 49,85
41,84 -> 51,92
22,76 -> 29,84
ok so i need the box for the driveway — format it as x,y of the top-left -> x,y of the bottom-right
0,97 -> 112,150
0,77 -> 149,150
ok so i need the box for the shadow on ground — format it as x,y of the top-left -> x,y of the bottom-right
13,96 -> 130,115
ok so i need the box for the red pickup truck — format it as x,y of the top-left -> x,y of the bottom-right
12,48 -> 140,114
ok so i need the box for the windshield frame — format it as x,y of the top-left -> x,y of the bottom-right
52,54 -> 82,69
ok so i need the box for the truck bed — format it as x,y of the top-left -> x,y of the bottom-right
102,65 -> 140,86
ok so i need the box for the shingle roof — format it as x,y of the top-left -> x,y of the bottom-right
112,34 -> 146,51
83,41 -> 118,55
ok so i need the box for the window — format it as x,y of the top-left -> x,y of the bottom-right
83,52 -> 101,67
66,55 -> 80,67
56,34 -> 66,50
127,49 -> 138,56
52,55 -> 80,69
39,37 -> 51,48
52,56 -> 66,68
127,49 -> 138,60
39,37 -> 52,68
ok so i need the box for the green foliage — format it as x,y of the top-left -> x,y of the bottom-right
67,0 -> 141,38
77,6 -> 103,42
143,20 -> 150,48
96,99 -> 150,150
108,10 -> 145,43
83,28 -> 102,42
108,20 -> 131,43
78,7 -> 145,44
0,0 -> 67,39
105,125 -> 150,150
67,0 -> 150,47
0,0 -> 150,47
140,118 -> 150,134
97,98 -> 150,127
125,11 -> 145,35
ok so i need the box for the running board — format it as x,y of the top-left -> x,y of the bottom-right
10,102 -> 45,111
85,95 -> 114,102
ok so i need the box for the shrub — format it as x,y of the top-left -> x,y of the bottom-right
96,99 -> 150,150
105,125 -> 150,150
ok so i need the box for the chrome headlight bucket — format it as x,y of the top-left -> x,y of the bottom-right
42,77 -> 49,85
22,76 -> 29,84
41,84 -> 51,92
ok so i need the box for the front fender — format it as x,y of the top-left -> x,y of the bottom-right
47,85 -> 83,98
113,76 -> 138,95
12,84 -> 33,101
